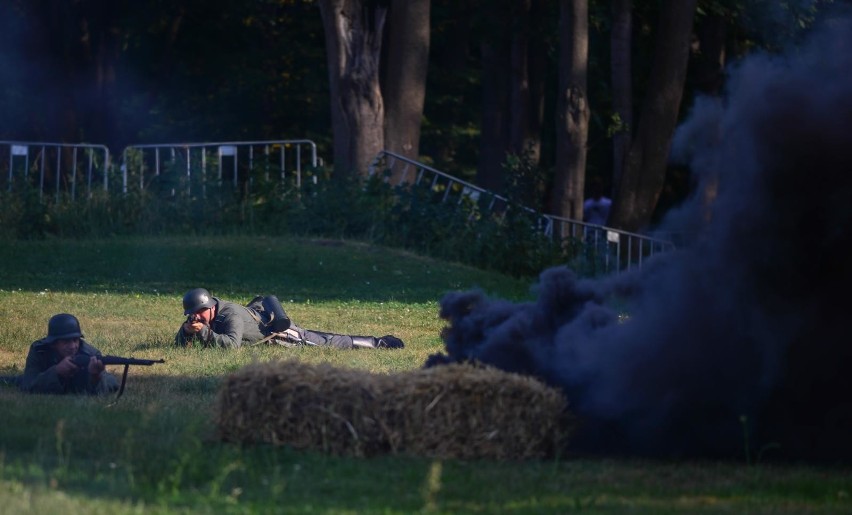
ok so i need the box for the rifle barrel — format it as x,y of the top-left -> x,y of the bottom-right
73,354 -> 165,367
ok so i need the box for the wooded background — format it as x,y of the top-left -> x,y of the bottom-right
0,0 -> 843,232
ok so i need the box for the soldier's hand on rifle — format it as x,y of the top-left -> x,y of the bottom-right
55,355 -> 78,378
87,355 -> 105,377
183,315 -> 204,335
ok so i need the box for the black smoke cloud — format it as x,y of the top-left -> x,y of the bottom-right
430,17 -> 852,461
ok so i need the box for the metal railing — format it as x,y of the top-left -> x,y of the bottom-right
369,150 -> 512,212
0,140 -> 675,274
540,215 -> 676,275
120,140 -> 318,195
369,150 -> 675,274
0,141 -> 111,201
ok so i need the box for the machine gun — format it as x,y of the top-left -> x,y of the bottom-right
72,353 -> 165,399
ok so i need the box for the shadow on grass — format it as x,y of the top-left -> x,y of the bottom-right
0,236 -> 534,304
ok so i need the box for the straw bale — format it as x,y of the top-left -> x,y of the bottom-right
215,360 -> 574,460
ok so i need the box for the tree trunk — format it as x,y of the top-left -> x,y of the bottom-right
475,14 -> 512,193
318,0 -> 387,178
509,0 -> 546,164
609,0 -> 697,232
550,0 -> 590,223
693,12 -> 726,96
610,0 -> 632,199
509,0 -> 532,157
382,0 -> 430,183
693,12 -> 727,222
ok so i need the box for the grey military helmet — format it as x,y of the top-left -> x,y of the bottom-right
44,313 -> 84,343
183,288 -> 215,315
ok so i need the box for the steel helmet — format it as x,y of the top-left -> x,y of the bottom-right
183,288 -> 215,315
45,313 -> 84,343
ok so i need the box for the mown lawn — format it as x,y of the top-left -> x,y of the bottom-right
0,236 -> 849,514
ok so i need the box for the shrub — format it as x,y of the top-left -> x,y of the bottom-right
0,158 -> 577,278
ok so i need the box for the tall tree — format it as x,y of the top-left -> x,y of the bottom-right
693,8 -> 727,96
475,0 -> 549,195
609,0 -> 698,232
420,0 -> 479,175
381,0 -> 430,182
610,0 -> 632,200
550,0 -> 590,223
475,3 -> 512,193
691,6 -> 729,220
509,0 -> 547,163
318,0 -> 388,178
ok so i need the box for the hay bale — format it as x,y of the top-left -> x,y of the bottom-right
216,361 -> 387,456
215,360 -> 574,460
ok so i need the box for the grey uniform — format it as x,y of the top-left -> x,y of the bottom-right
19,339 -> 119,395
174,297 -> 366,349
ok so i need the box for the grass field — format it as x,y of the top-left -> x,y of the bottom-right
0,236 -> 850,514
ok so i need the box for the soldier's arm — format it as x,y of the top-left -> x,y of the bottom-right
87,368 -> 120,395
201,313 -> 244,348
19,351 -> 67,394
175,325 -> 198,347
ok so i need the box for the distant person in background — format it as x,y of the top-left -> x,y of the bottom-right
19,313 -> 119,395
583,178 -> 612,226
176,288 -> 404,350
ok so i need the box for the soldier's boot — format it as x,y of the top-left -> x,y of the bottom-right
351,335 -> 405,349
377,335 -> 405,348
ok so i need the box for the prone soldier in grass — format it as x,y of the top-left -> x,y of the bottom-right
176,288 -> 404,350
19,313 -> 120,395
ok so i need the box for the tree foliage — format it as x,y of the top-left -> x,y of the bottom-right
0,0 -> 844,229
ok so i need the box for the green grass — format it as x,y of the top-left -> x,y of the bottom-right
0,236 -> 850,514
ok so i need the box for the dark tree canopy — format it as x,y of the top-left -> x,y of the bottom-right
0,0 -> 843,226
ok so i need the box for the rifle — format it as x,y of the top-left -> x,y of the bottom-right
73,353 -> 165,399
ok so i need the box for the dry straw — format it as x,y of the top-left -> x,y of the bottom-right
215,359 -> 574,460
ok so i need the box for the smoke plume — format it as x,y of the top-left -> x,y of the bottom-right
430,16 -> 852,461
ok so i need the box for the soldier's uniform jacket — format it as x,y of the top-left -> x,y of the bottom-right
175,297 -> 265,348
19,339 -> 119,395
174,297 -> 361,349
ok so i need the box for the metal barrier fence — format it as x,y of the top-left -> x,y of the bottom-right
540,215 -> 675,275
1,140 -> 674,273
120,140 -> 318,195
0,141 -> 111,201
368,150 -> 675,274
368,150 -> 512,212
